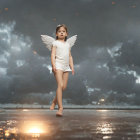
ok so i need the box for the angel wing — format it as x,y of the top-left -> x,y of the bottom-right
66,35 -> 77,49
40,35 -> 55,51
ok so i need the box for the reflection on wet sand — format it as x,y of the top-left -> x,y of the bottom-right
0,109 -> 140,139
96,122 -> 114,134
0,120 -> 51,139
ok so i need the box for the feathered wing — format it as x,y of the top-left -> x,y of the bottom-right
66,35 -> 77,50
40,35 -> 55,51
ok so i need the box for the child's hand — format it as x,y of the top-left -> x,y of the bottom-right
72,69 -> 75,75
52,65 -> 56,73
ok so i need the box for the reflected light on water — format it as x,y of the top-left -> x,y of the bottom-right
96,122 -> 114,135
19,120 -> 50,138
103,135 -> 112,139
21,121 -> 47,134
136,125 -> 140,135
5,130 -> 10,137
97,110 -> 108,112
0,120 -> 50,139
22,109 -> 29,112
28,127 -> 44,134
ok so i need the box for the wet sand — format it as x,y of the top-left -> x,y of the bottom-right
0,109 -> 140,139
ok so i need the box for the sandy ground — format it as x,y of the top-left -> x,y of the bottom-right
0,109 -> 140,140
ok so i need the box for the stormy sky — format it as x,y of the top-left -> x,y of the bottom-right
0,0 -> 140,106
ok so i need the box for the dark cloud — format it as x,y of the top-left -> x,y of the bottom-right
116,40 -> 140,67
0,0 -> 140,106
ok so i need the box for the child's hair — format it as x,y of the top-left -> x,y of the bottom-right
56,24 -> 68,41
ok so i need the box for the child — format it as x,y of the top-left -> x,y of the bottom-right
41,24 -> 77,117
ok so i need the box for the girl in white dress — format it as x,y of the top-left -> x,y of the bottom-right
41,24 -> 77,116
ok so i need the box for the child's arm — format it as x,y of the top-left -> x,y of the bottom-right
69,50 -> 75,75
51,46 -> 56,72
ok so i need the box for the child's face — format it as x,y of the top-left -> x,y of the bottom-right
56,27 -> 68,40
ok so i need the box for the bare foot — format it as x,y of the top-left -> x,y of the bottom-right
56,107 -> 63,117
50,100 -> 57,110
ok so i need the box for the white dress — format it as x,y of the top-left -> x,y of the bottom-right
52,40 -> 72,72
40,34 -> 77,72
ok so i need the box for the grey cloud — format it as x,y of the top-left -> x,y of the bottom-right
0,0 -> 140,106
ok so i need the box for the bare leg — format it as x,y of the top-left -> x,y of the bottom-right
53,72 -> 58,104
53,96 -> 57,104
50,95 -> 57,110
50,71 -> 58,110
53,71 -> 69,100
62,71 -> 69,91
50,70 -> 69,113
52,71 -> 69,101
55,69 -> 64,109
